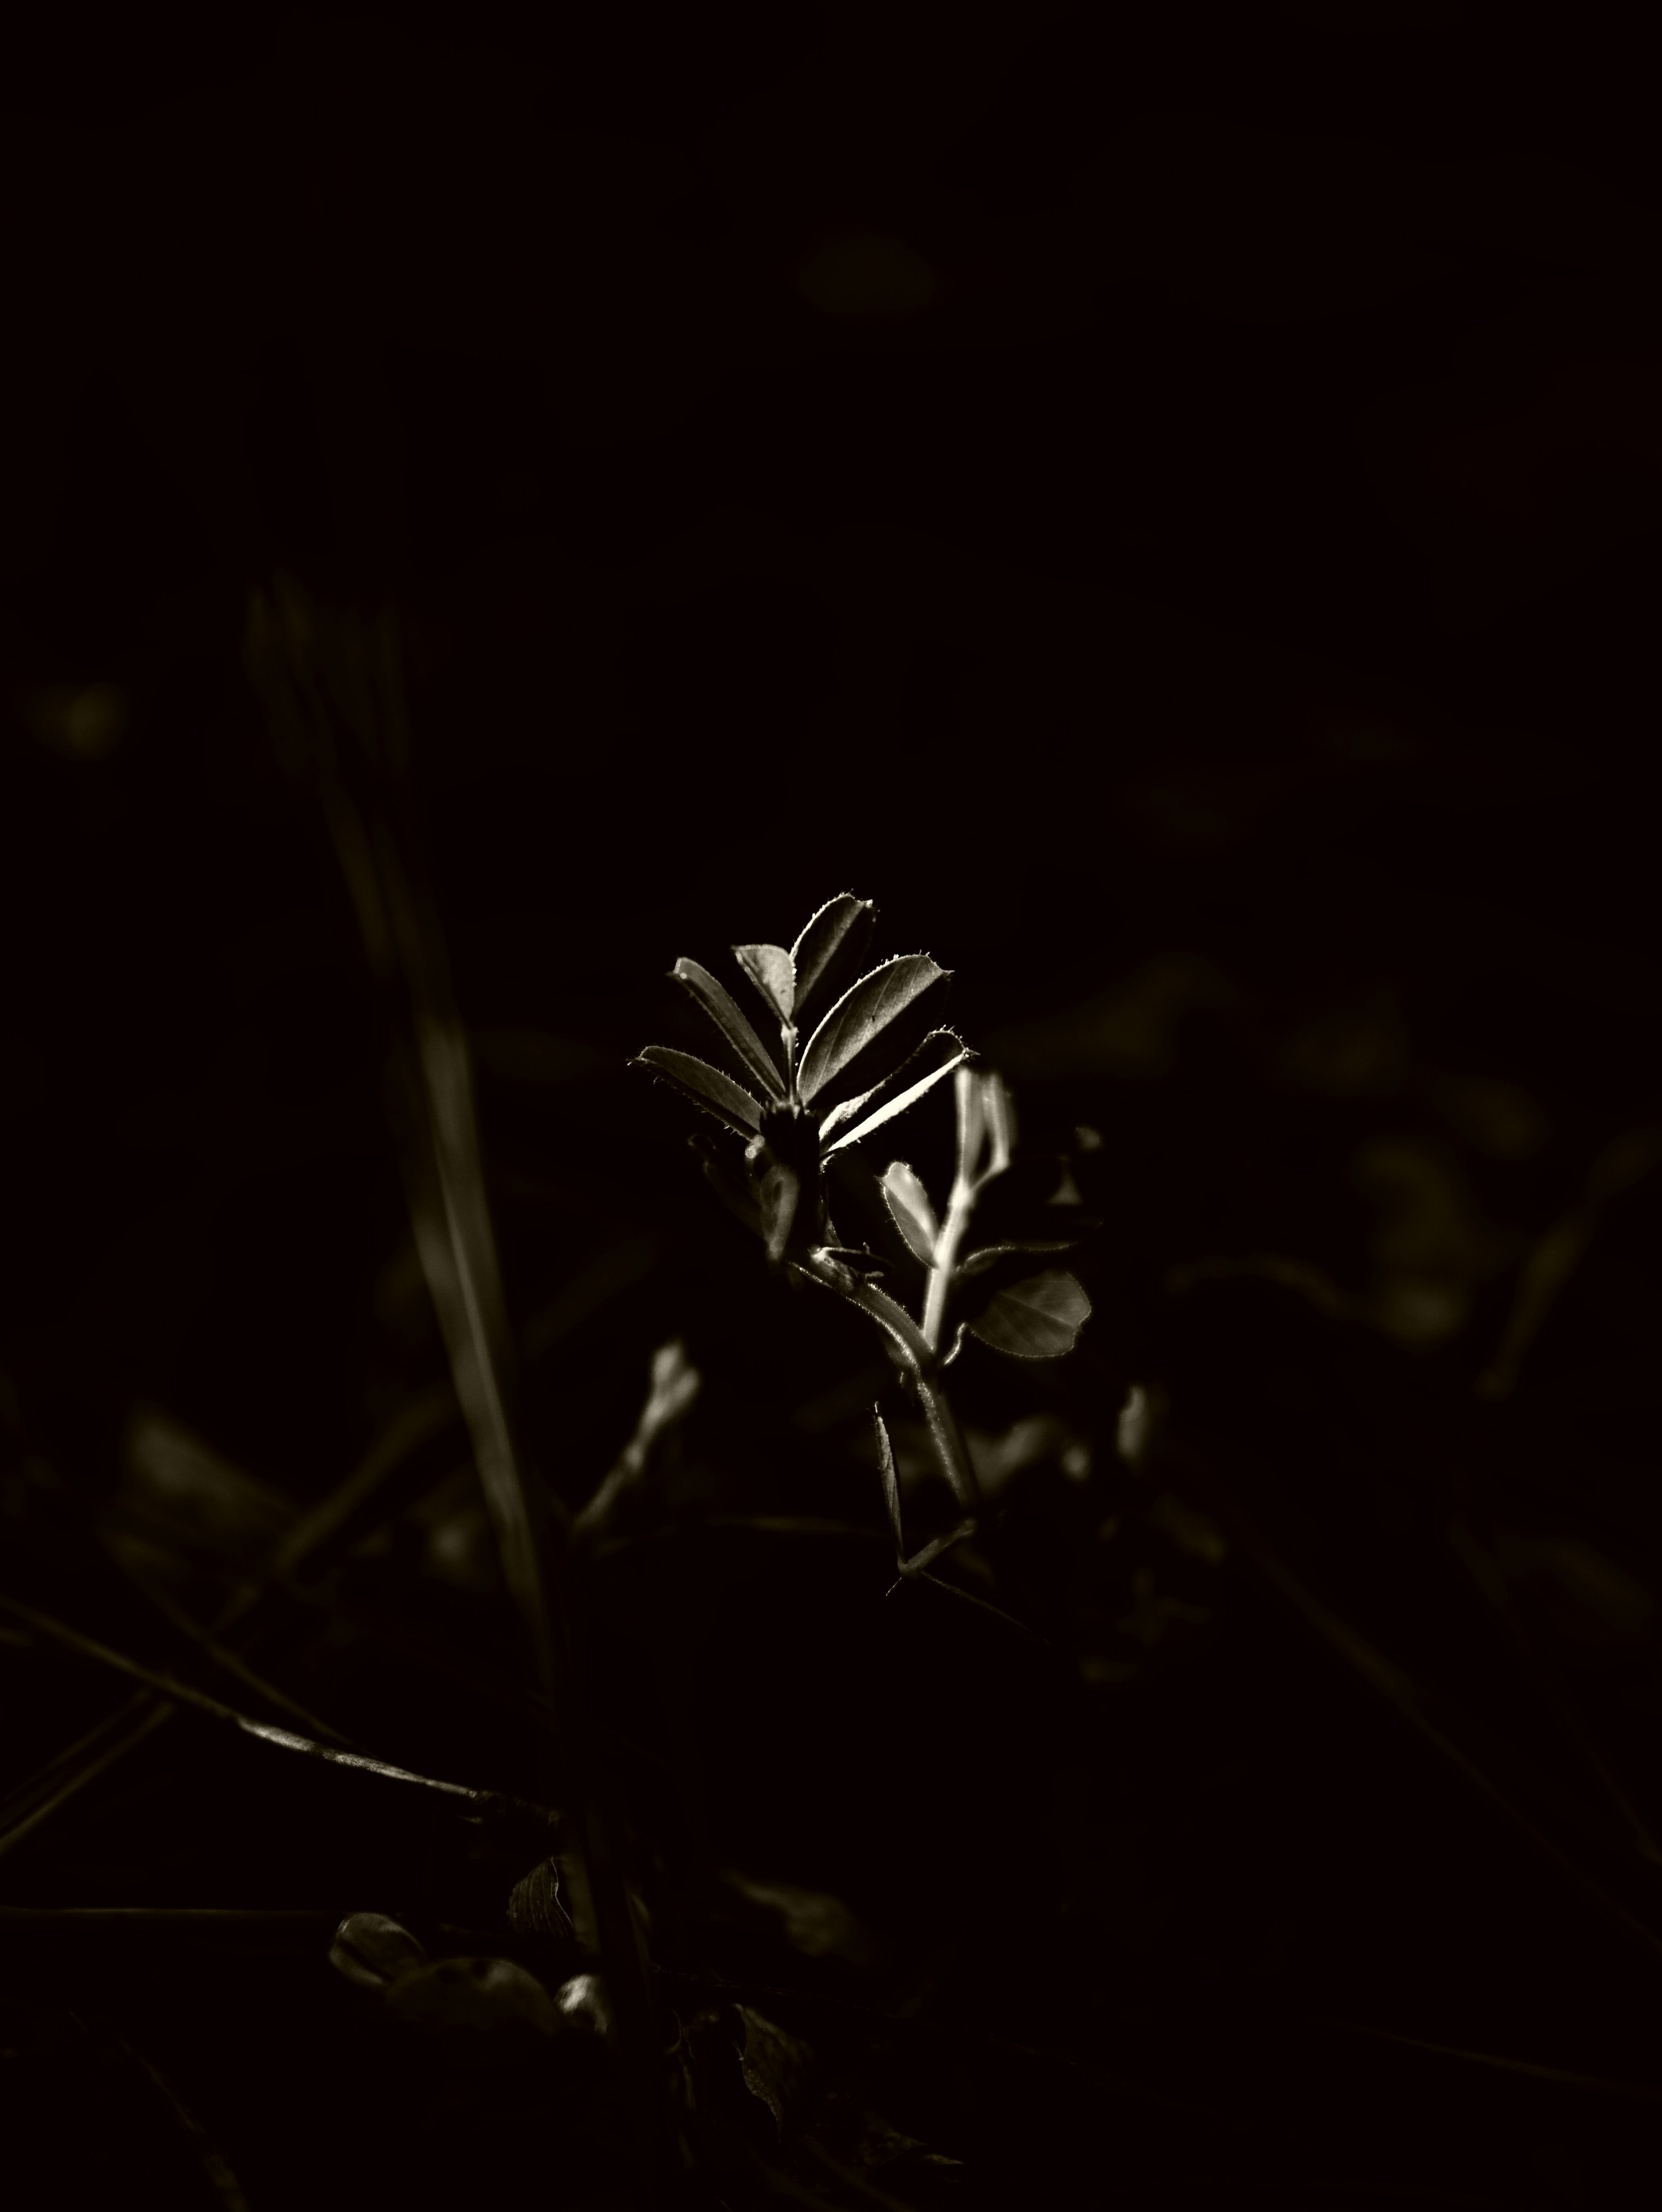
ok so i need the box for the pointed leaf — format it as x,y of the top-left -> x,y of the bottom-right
880,1162 -> 939,1267
823,1032 -> 972,1157
671,958 -> 787,1100
872,1407 -> 905,1554
789,894 -> 876,1032
633,1046 -> 763,1135
799,955 -> 949,1105
818,1029 -> 961,1146
967,1270 -> 1092,1359
733,943 -> 796,1025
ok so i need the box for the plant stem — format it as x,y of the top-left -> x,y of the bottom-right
921,1169 -> 978,1352
795,1254 -> 981,1524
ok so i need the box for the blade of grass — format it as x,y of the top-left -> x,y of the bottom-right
245,579 -> 676,2207
1447,1512 -> 1662,1871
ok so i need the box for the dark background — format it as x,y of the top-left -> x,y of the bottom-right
3,5 -> 1662,2207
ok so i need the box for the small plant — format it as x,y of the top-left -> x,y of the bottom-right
631,894 -> 1094,1588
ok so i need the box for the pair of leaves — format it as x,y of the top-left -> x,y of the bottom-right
329,1910 -> 612,2038
877,1156 -> 1092,1359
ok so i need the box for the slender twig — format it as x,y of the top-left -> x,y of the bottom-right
1315,2015 -> 1662,2103
105,2026 -> 252,2212
98,1538 -> 356,1747
0,1595 -> 554,1830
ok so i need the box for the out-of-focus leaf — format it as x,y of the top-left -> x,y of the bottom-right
470,1028 -> 612,1085
671,957 -> 788,1099
967,1270 -> 1092,1358
723,1871 -> 882,1969
329,1911 -> 428,1991
758,1161 -> 804,1267
822,1032 -> 972,1157
384,1955 -> 565,2035
879,1162 -> 938,1267
789,894 -> 876,1034
733,942 -> 796,1025
572,1339 -> 702,1546
632,1045 -> 764,1135
798,955 -> 947,1105
116,1407 -> 296,1565
555,1972 -> 615,2038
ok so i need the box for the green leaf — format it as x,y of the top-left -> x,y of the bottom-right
632,1047 -> 764,1136
966,1270 -> 1092,1358
957,1236 -> 1084,1280
789,894 -> 876,1033
671,958 -> 788,1100
879,1161 -> 939,1267
821,1031 -> 971,1157
798,954 -> 949,1105
733,943 -> 796,1025
872,1407 -> 905,1554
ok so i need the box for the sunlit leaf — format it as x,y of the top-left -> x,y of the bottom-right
733,942 -> 796,1025
789,894 -> 876,1034
799,955 -> 949,1106
967,1269 -> 1092,1358
822,1032 -> 972,1158
671,958 -> 788,1099
879,1162 -> 939,1267
329,1911 -> 428,1991
632,1046 -> 763,1135
818,1029 -> 964,1148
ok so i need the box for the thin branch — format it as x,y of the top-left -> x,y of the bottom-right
0,1595 -> 555,1830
